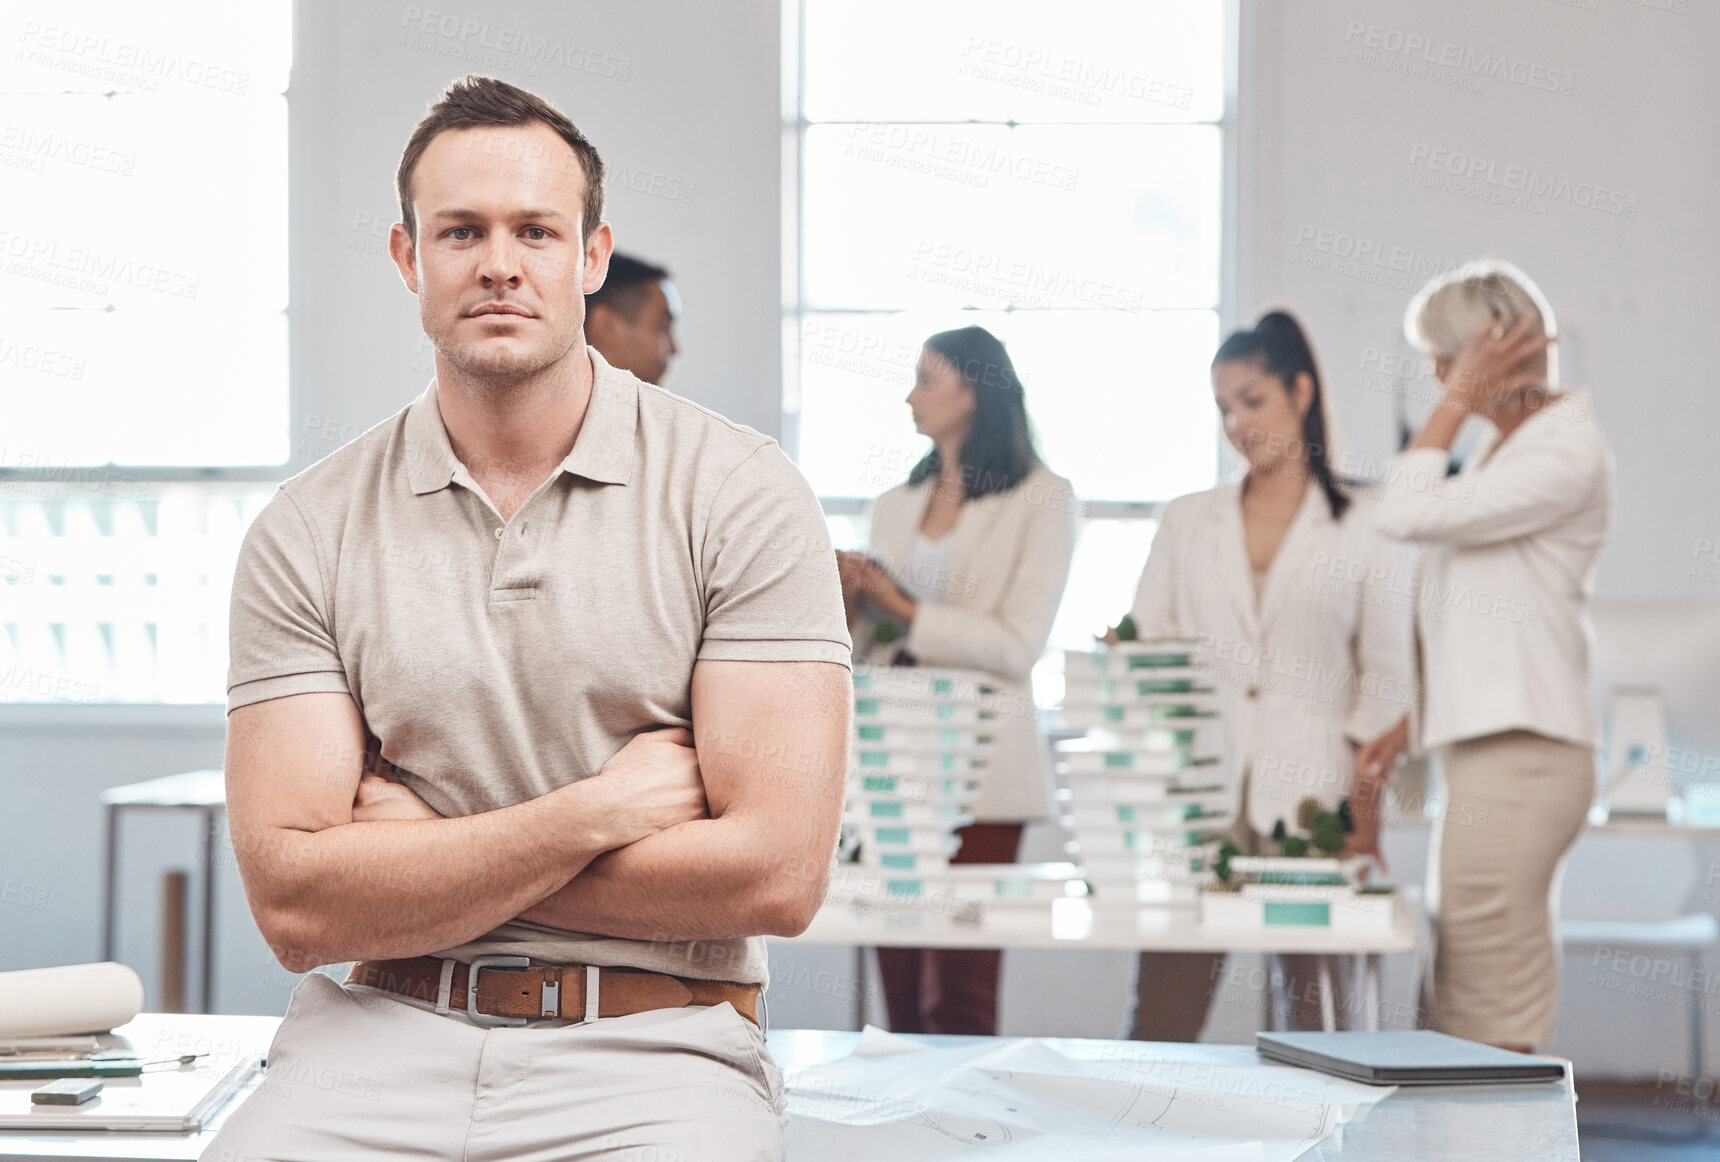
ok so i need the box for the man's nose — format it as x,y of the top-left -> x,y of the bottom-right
478,237 -> 522,285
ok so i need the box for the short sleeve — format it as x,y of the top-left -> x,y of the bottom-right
226,489 -> 351,713
698,442 -> 853,666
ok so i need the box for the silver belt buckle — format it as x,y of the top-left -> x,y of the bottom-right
465,956 -> 531,1027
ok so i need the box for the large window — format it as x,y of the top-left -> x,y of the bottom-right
788,0 -> 1228,657
0,1 -> 289,702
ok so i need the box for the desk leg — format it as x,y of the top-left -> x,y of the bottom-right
1318,958 -> 1336,1032
855,946 -> 868,1031
102,804 -> 119,962
200,809 -> 217,1014
1364,953 -> 1381,1032
1266,955 -> 1284,1031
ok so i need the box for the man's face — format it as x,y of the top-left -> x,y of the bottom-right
587,280 -> 680,385
389,124 -> 612,385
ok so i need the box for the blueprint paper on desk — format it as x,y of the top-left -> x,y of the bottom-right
784,1027 -> 1394,1161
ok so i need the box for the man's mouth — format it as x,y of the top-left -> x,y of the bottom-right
469,303 -> 532,318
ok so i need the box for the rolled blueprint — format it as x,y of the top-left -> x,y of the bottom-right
0,962 -> 145,1038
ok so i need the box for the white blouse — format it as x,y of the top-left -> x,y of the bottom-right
1374,389 -> 1614,751
903,533 -> 953,606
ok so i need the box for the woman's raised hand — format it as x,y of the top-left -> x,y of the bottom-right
1441,314 -> 1556,417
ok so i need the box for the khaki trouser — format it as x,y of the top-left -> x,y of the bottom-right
202,971 -> 785,1162
1423,729 -> 1595,1049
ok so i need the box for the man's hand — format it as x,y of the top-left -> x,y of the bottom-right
227,692 -> 648,971
588,726 -> 709,845
516,660 -> 850,942
347,728 -> 705,838
352,775 -> 443,823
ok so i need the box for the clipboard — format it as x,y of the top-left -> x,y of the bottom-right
0,1057 -> 262,1131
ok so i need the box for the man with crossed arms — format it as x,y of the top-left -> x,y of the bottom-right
208,75 -> 850,1161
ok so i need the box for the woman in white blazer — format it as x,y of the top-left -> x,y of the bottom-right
839,324 -> 1079,1036
1375,262 -> 1614,1052
1120,311 -> 1417,1040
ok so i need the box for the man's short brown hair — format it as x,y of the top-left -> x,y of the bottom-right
396,75 -> 605,245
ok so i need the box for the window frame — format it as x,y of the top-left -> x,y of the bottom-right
0,2 -> 295,489
781,0 -> 1243,520
0,1 -> 295,715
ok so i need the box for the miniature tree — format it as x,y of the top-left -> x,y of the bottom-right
1295,796 -> 1322,834
872,620 -> 901,646
1213,839 -> 1240,884
1281,835 -> 1308,858
1311,810 -> 1347,856
1115,613 -> 1138,642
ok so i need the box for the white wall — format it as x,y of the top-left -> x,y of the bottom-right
1237,0 -> 1720,600
288,0 -> 785,466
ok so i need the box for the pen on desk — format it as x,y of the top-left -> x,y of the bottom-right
0,1052 -> 208,1080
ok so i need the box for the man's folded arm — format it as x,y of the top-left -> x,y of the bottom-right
518,658 -> 851,943
226,691 -> 629,973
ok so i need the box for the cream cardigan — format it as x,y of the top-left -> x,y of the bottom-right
854,464 -> 1080,822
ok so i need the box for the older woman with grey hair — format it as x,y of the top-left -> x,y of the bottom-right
1375,261 -> 1615,1051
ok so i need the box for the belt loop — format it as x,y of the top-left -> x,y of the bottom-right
435,959 -> 455,1015
584,965 -> 601,1023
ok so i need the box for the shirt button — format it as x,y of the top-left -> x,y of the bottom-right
1247,687 -> 1260,700
495,527 -> 504,539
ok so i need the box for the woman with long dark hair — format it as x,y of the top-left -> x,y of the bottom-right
839,324 -> 1079,1035
1118,310 -> 1417,1038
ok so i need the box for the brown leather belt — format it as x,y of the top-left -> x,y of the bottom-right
346,956 -> 760,1027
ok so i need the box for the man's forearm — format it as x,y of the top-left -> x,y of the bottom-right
518,814 -> 829,943
249,783 -> 617,971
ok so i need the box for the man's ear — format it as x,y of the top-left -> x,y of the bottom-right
582,221 -> 614,295
388,222 -> 420,295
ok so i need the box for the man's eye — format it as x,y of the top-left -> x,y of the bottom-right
449,227 -> 473,240
524,227 -> 548,240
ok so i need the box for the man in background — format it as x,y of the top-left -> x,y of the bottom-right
585,251 -> 680,384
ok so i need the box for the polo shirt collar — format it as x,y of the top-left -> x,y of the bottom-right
403,347 -> 639,496
561,347 -> 638,486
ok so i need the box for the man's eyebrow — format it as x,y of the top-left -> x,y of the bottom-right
428,206 -> 574,223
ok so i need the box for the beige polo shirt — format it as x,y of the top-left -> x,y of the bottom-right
228,347 -> 850,984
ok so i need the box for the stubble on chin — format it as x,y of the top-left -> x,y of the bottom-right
422,309 -> 576,390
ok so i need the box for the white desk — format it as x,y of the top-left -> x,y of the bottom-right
0,1014 -> 275,1162
0,1015 -> 1577,1162
769,1029 -> 1580,1161
780,888 -> 1422,1032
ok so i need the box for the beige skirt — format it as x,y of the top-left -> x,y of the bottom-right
1425,729 -> 1595,1048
